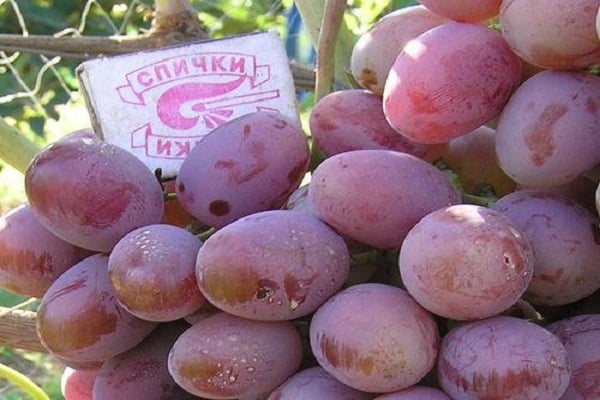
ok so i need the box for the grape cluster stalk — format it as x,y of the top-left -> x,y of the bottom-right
1,1 -> 600,399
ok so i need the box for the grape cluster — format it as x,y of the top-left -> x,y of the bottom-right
1,1 -> 600,399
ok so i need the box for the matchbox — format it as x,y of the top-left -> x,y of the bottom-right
77,31 -> 300,177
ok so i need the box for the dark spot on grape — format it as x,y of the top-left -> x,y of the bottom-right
360,68 -> 378,90
209,200 -> 230,216
283,273 -> 316,310
317,334 -> 375,375
178,183 -> 185,193
214,159 -> 236,170
524,104 -> 566,166
287,159 -> 308,184
273,118 -> 288,129
255,278 -> 279,300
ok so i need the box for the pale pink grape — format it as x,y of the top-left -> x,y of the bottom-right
383,22 -> 521,144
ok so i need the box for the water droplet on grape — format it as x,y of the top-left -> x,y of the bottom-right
227,334 -> 240,342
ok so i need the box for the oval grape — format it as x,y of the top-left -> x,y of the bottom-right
495,70 -> 600,188
196,210 -> 350,321
492,190 -> 600,305
399,204 -> 534,320
437,316 -> 570,399
308,149 -> 460,249
25,138 -> 164,252
176,111 -> 310,229
108,224 -> 205,322
383,22 -> 521,144
500,0 -> 600,69
168,312 -> 303,399
309,283 -> 439,393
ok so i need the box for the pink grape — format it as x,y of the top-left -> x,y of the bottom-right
36,254 -> 157,363
399,204 -> 534,320
547,314 -> 600,400
168,312 -> 303,399
309,283 -> 439,393
0,203 -> 92,298
383,22 -> 521,144
350,6 -> 448,94
492,190 -> 600,305
267,366 -> 371,400
176,111 -> 310,229
417,0 -> 501,22
61,367 -> 99,400
196,210 -> 350,321
108,224 -> 205,322
309,89 -> 447,161
24,138 -> 164,252
495,70 -> 600,188
438,316 -> 570,400
443,125 -> 516,197
500,0 -> 600,70
374,386 -> 450,399
308,149 -> 460,249
93,321 -> 197,400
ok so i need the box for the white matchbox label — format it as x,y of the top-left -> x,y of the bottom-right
77,31 -> 300,177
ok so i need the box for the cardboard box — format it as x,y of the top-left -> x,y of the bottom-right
77,31 -> 299,177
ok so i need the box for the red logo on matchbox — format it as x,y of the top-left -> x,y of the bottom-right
78,32 -> 298,176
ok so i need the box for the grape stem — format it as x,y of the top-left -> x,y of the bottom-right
314,0 -> 346,102
0,363 -> 49,400
0,117 -> 40,173
308,0 -> 347,170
